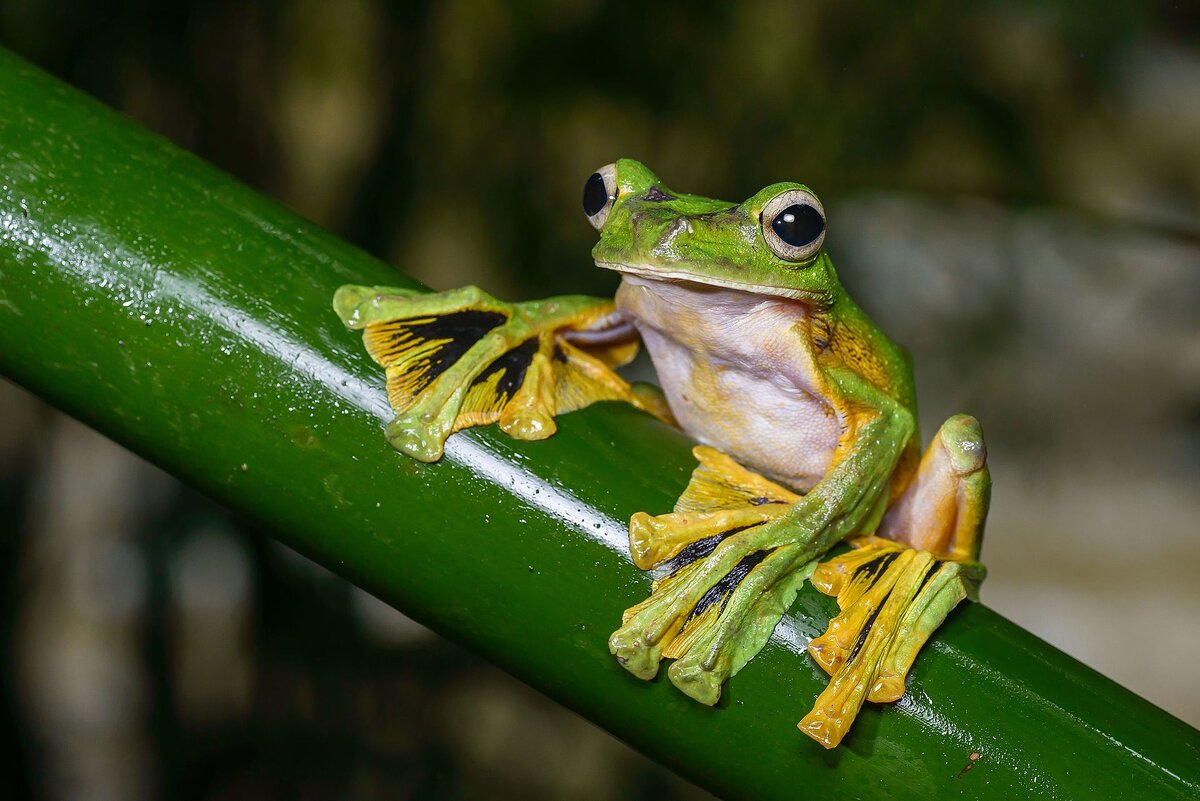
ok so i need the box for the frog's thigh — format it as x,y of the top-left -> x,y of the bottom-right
877,414 -> 989,562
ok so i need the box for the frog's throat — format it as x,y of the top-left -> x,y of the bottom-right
595,261 -> 828,306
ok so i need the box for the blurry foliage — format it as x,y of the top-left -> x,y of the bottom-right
1,1 -> 1199,799
4,0 -> 1197,296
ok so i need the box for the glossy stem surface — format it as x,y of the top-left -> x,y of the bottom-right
0,48 -> 1196,800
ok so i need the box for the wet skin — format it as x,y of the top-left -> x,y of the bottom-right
334,159 -> 990,748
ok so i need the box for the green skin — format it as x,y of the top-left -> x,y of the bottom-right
335,158 -> 988,717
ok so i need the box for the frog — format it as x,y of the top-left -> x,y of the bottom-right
333,158 -> 989,749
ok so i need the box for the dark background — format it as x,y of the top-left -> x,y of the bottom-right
1,1 -> 1198,799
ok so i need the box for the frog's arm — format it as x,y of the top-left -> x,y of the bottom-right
333,284 -> 654,461
609,367 -> 915,707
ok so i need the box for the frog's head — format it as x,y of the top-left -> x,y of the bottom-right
585,159 -> 838,307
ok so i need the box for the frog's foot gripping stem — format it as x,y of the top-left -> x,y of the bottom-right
799,538 -> 983,747
333,284 -> 654,461
799,414 -> 990,749
609,446 -> 816,705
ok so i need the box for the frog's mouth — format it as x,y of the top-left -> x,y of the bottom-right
595,261 -> 827,306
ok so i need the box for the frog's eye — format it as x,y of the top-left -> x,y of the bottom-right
761,189 -> 826,262
583,163 -> 618,230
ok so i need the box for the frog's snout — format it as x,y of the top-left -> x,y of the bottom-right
660,216 -> 694,243
670,217 -> 695,237
645,215 -> 695,260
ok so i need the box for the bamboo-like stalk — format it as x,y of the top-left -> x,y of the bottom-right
0,48 -> 1196,800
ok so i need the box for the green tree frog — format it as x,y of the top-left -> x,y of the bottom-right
333,159 -> 989,748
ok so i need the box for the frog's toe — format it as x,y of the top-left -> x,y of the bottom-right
498,373 -> 558,440
628,505 -> 787,571
867,556 -> 981,703
385,415 -> 448,462
627,445 -> 797,570
608,628 -> 663,681
332,284 -> 486,329
666,545 -> 814,704
608,559 -> 702,681
798,538 -> 980,748
610,532 -> 812,704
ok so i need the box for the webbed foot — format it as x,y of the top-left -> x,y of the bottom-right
799,538 -> 983,747
334,284 -> 646,460
609,446 -> 813,704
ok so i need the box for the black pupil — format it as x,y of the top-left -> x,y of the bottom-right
771,203 -> 825,249
582,172 -> 609,217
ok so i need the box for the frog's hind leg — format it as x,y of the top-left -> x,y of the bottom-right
333,284 -> 645,461
610,446 -> 811,703
877,413 -> 989,563
799,414 -> 989,748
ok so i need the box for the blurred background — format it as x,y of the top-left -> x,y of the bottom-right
1,1 -> 1198,799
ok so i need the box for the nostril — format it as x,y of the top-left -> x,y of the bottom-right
668,218 -> 691,236
656,217 -> 693,252
646,185 -> 675,202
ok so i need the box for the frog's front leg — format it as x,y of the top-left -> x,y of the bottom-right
609,370 -> 914,707
334,284 -> 648,461
801,414 -> 989,746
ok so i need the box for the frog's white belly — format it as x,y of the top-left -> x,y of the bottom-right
615,275 -> 839,492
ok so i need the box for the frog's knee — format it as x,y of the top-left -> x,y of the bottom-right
939,414 -> 987,476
